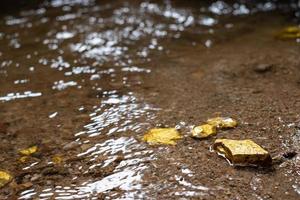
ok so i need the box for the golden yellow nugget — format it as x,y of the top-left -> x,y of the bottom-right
207,117 -> 237,129
143,128 -> 182,145
192,124 -> 217,139
52,155 -> 63,164
213,139 -> 272,166
276,26 -> 300,39
19,146 -> 38,156
19,156 -> 29,163
0,171 -> 12,188
283,26 -> 300,33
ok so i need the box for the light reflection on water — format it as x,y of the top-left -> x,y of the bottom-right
52,80 -> 78,91
0,0 -> 299,199
0,91 -> 42,102
82,93 -> 158,137
24,137 -> 155,199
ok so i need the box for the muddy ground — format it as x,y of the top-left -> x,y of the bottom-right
0,0 -> 300,199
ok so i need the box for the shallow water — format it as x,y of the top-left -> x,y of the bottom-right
0,0 -> 300,199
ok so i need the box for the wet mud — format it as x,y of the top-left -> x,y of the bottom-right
0,0 -> 300,199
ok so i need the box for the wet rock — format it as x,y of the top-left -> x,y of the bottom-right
109,80 -> 124,89
80,143 -> 93,151
46,180 -> 53,185
253,64 -> 273,73
191,124 -> 217,139
88,165 -> 115,178
272,155 -> 285,165
30,174 -> 41,182
42,166 -> 68,176
22,174 -> 31,183
272,150 -> 297,165
213,139 -> 272,167
14,182 -> 33,192
251,89 -> 263,94
63,141 -> 80,150
282,151 -> 297,159
143,128 -> 182,145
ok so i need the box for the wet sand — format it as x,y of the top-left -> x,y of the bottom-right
0,0 -> 299,199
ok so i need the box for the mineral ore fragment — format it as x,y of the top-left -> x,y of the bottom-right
276,26 -> 300,39
19,156 -> 29,163
213,139 -> 272,166
19,146 -> 38,156
192,124 -> 217,139
207,117 -> 237,129
52,155 -> 63,164
143,128 -> 182,145
0,171 -> 12,188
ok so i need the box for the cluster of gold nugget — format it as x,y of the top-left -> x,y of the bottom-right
0,146 -> 39,189
143,117 -> 271,167
19,145 -> 38,163
1,145 -> 63,189
192,117 -> 237,139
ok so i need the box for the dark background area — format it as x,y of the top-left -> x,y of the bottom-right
1,0 -> 300,15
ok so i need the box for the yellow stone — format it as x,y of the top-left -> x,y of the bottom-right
283,26 -> 300,33
192,124 -> 217,139
143,128 -> 182,145
213,139 -> 272,166
52,155 -> 63,164
19,146 -> 38,156
207,117 -> 237,129
19,156 -> 29,163
277,26 -> 300,39
0,171 -> 12,188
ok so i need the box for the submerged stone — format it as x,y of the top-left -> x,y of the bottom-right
143,128 -> 182,145
0,171 -> 12,188
19,146 -> 38,156
207,117 -> 237,129
213,139 -> 272,166
192,124 -> 217,139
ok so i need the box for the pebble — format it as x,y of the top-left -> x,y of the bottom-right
30,174 -> 41,182
80,144 -> 92,151
254,64 -> 273,73
63,141 -> 80,150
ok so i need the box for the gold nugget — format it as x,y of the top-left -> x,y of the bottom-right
143,128 -> 182,145
192,124 -> 217,139
213,139 -> 272,166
